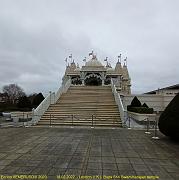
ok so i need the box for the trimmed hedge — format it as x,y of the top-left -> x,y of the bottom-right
158,93 -> 179,139
0,102 -> 32,112
131,96 -> 141,107
127,96 -> 153,114
127,106 -> 154,114
142,103 -> 149,108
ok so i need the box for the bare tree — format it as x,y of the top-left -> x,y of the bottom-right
2,84 -> 25,104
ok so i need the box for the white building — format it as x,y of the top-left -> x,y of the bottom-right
144,84 -> 179,96
62,54 -> 131,95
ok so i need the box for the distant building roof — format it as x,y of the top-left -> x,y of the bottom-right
144,84 -> 179,94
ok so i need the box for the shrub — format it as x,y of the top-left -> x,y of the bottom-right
130,96 -> 141,107
142,103 -> 149,108
158,93 -> 179,139
0,103 -> 19,112
32,93 -> 44,108
128,97 -> 153,114
127,106 -> 153,114
17,96 -> 32,109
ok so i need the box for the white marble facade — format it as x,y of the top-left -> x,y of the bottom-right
62,54 -> 131,95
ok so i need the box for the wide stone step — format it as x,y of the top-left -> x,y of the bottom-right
37,120 -> 122,126
41,114 -> 120,117
43,112 -> 120,116
38,120 -> 122,127
48,106 -> 118,112
48,105 -> 119,108
58,97 -> 114,100
39,122 -> 121,126
44,110 -> 120,113
57,101 -> 115,103
41,116 -> 121,120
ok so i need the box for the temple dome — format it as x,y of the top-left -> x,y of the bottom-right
85,57 -> 103,67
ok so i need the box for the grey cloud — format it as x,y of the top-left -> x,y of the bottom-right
0,0 -> 179,95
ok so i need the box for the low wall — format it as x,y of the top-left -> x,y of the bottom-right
11,111 -> 32,119
121,94 -> 175,112
128,111 -> 156,122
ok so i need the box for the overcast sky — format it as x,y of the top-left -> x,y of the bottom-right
0,0 -> 179,96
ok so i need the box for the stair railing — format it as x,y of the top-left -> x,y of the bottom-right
55,79 -> 71,103
72,114 -> 94,127
30,79 -> 71,125
111,78 -> 126,127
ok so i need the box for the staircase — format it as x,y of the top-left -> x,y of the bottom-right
37,86 -> 122,127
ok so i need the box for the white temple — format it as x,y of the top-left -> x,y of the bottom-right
62,54 -> 131,95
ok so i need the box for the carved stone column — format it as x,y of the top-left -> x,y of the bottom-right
101,72 -> 105,86
81,72 -> 85,86
102,79 -> 104,86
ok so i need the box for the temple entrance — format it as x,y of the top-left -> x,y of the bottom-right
85,77 -> 102,86
84,74 -> 102,86
71,77 -> 82,85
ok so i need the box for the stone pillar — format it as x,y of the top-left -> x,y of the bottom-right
81,72 -> 85,86
32,108 -> 35,125
82,79 -> 85,86
13,117 -> 19,127
101,72 -> 105,86
102,79 -> 104,86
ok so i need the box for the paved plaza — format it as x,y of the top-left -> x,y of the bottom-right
0,127 -> 178,180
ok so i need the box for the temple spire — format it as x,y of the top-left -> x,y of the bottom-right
124,57 -> 127,66
122,63 -> 129,79
118,54 -> 122,63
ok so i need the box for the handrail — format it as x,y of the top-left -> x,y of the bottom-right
111,78 -> 126,126
55,79 -> 71,103
30,79 -> 71,125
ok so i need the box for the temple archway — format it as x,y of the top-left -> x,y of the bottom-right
84,74 -> 102,86
71,77 -> 82,85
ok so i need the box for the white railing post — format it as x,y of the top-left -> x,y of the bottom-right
111,79 -> 126,127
